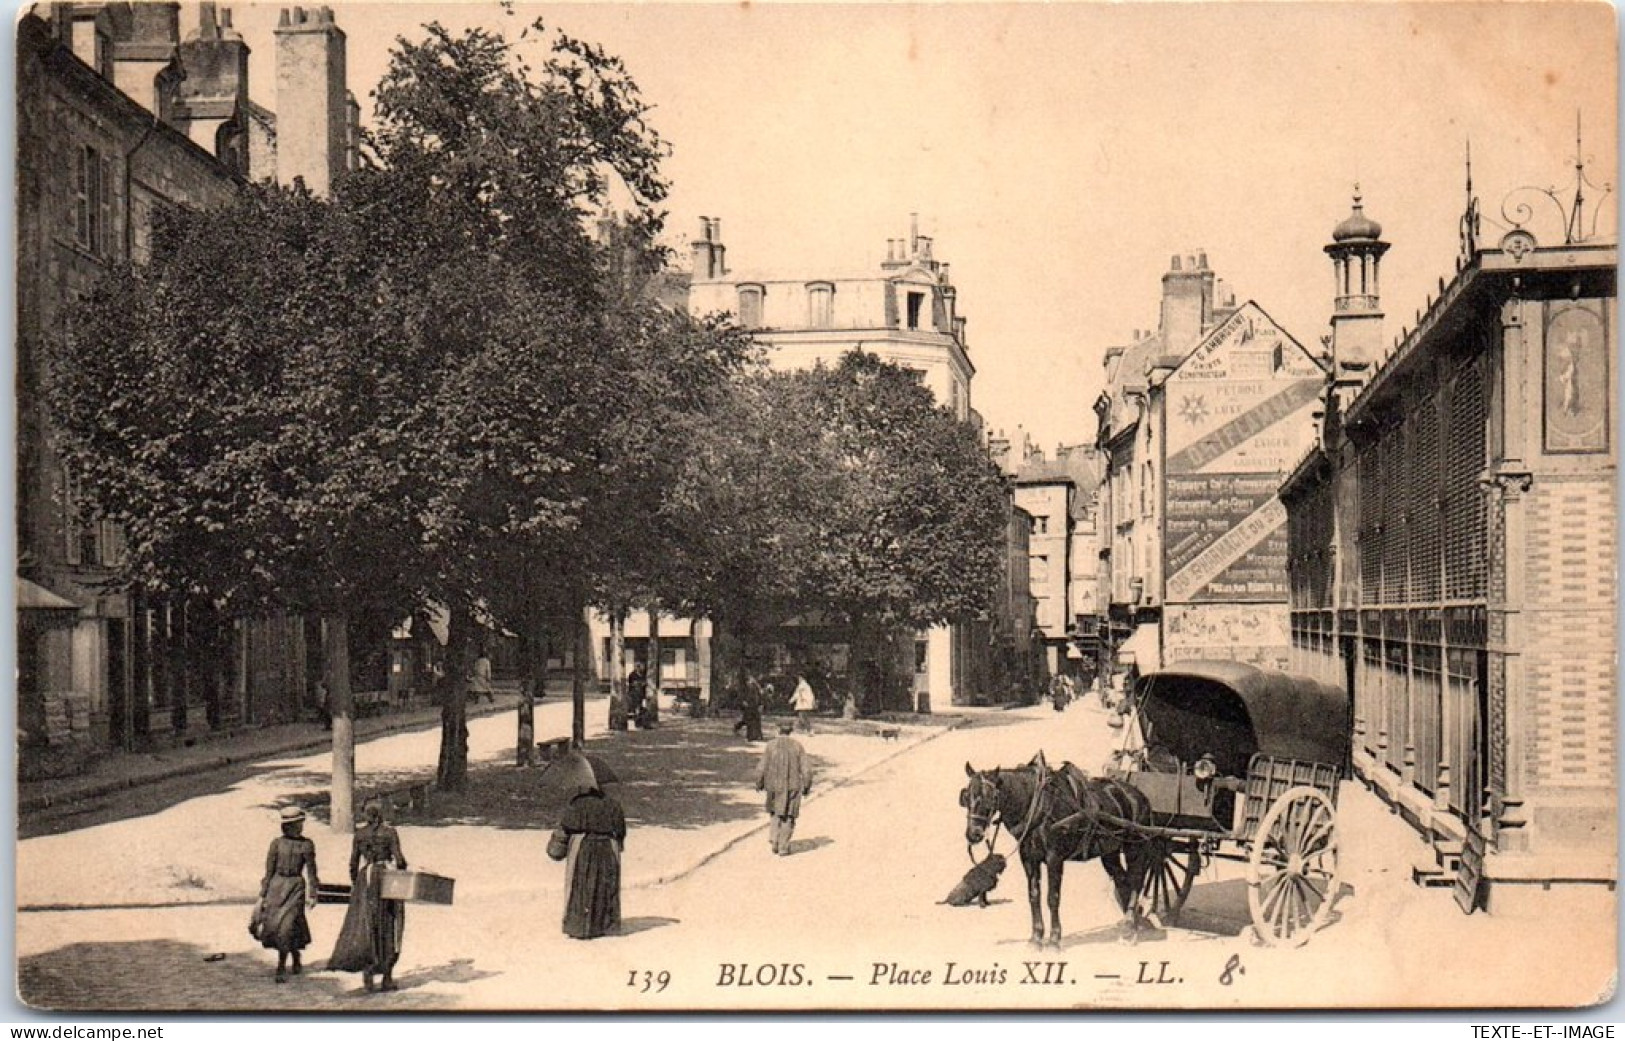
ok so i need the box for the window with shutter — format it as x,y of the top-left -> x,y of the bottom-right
62,470 -> 81,566
85,146 -> 103,255
1359,447 -> 1381,604
1444,361 -> 1487,600
737,285 -> 764,328
1380,425 -> 1404,604
1410,401 -> 1442,602
73,145 -> 90,247
99,154 -> 114,258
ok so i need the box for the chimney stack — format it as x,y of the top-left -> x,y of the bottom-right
275,5 -> 349,196
1159,249 -> 1216,353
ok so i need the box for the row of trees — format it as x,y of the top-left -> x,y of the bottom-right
45,17 -> 1008,829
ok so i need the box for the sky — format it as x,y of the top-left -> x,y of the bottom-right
217,1 -> 1615,449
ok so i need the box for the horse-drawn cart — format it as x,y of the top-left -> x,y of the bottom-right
1106,659 -> 1350,947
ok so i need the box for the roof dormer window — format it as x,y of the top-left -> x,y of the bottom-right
737,284 -> 765,329
807,282 -> 834,328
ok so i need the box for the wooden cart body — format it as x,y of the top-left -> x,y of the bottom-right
1105,659 -> 1350,946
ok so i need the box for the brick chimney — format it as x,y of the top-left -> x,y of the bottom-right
176,4 -> 251,170
275,6 -> 348,195
1158,250 -> 1216,354
690,217 -> 726,280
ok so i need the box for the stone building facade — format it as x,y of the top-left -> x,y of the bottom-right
681,217 -> 986,706
1281,188 -> 1617,901
1094,253 -> 1321,679
16,4 -> 357,768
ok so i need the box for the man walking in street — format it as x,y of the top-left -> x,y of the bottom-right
470,651 -> 495,704
756,722 -> 812,856
791,672 -> 816,733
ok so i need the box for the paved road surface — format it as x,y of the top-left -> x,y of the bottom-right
16,698 -> 1615,1011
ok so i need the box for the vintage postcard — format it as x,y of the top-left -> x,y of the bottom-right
12,0 -> 1618,1014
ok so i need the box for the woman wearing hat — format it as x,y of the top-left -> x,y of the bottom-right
547,753 -> 626,940
256,806 -> 320,982
328,797 -> 409,991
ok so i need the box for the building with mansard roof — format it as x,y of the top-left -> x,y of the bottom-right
592,218 -> 996,710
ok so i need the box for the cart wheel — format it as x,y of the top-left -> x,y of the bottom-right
1247,785 -> 1339,947
1136,838 -> 1200,928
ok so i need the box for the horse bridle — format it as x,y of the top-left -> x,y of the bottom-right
963,764 -> 1046,860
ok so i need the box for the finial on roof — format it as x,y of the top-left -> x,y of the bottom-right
1332,185 -> 1383,243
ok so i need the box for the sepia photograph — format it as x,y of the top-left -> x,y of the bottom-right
10,0 -> 1619,1014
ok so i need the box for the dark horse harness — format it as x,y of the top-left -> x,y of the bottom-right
967,760 -> 1149,864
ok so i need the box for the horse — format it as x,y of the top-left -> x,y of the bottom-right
960,756 -> 1155,947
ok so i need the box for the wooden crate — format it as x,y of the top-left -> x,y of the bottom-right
379,869 -> 455,905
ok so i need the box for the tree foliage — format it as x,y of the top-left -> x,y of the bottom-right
672,351 -> 1009,706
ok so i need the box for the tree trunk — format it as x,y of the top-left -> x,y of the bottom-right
608,607 -> 628,731
436,603 -> 473,791
571,599 -> 588,747
517,609 -> 543,767
646,606 -> 661,726
168,597 -> 188,734
694,616 -> 712,717
325,614 -> 355,833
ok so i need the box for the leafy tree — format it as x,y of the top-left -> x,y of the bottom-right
48,14 -> 733,808
350,18 -> 747,777
672,351 -> 1008,712
48,184 -> 430,829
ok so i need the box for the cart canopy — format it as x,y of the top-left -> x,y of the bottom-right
1134,660 -> 1349,777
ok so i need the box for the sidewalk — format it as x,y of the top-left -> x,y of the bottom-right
18,692 -> 522,815
15,697 -> 963,911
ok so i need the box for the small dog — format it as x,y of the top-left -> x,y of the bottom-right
941,853 -> 1007,907
878,727 -> 901,742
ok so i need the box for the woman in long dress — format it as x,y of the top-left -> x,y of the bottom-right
328,797 -> 408,991
551,754 -> 626,940
258,806 -> 319,982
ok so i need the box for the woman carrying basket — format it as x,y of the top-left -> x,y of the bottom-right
329,797 -> 409,992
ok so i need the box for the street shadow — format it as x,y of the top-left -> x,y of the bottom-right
19,752 -> 338,840
390,957 -> 499,991
17,703 -> 526,839
618,916 -> 679,936
1176,878 -> 1251,937
936,897 -> 1015,909
785,836 -> 834,856
18,939 -> 446,1012
398,719 -> 845,834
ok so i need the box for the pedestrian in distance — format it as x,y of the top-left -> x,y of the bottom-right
328,797 -> 409,992
314,680 -> 332,731
547,753 -> 626,940
254,806 -> 319,983
791,672 -> 816,733
733,674 -> 766,742
469,650 -> 495,705
756,721 -> 813,856
626,662 -> 649,729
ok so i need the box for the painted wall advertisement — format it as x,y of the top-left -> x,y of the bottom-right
1164,304 -> 1321,605
1163,603 -> 1292,672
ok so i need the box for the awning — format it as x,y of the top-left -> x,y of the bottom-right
1116,623 -> 1160,671
17,577 -> 81,627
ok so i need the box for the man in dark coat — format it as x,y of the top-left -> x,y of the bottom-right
756,722 -> 812,856
733,674 -> 766,741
